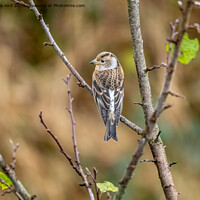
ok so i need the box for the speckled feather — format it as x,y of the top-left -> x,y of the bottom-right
91,52 -> 124,141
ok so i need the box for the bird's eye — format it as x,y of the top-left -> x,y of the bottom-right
101,60 -> 105,63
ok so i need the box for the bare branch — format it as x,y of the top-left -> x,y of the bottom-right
0,154 -> 32,200
11,0 -> 30,7
63,74 -> 80,167
120,116 -> 143,135
150,0 -> 193,126
107,192 -> 112,200
39,111 -> 81,176
126,0 -> 192,199
114,138 -> 146,200
86,167 -> 101,200
63,74 -> 95,200
145,63 -> 166,72
9,140 -> 19,171
167,91 -> 185,99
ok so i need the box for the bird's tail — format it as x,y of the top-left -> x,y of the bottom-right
104,120 -> 118,142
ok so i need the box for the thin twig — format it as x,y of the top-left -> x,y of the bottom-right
63,74 -> 80,167
86,167 -> 101,200
145,63 -> 166,72
114,138 -> 146,200
63,74 -> 95,200
10,140 -> 19,171
107,192 -> 112,200
167,91 -> 185,99
11,0 -> 29,7
39,112 -> 81,176
0,154 -> 31,200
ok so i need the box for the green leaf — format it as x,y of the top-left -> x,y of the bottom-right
165,33 -> 199,65
178,33 -> 199,64
0,172 -> 13,190
97,181 -> 118,193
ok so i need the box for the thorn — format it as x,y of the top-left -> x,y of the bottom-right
31,195 -> 37,200
154,131 -> 161,142
134,102 -> 143,106
140,159 -> 156,163
43,42 -> 53,46
169,162 -> 177,167
167,91 -> 185,99
37,14 -> 42,21
163,104 -> 173,111
166,39 -> 177,44
77,81 -> 85,88
79,183 -> 86,187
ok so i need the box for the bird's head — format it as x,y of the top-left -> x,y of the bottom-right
90,51 -> 119,71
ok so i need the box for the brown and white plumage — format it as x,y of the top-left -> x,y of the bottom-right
90,52 -> 124,141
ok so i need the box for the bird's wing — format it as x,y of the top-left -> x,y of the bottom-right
92,78 -> 110,125
114,81 -> 124,126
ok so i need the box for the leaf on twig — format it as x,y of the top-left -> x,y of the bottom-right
0,172 -> 13,190
166,33 -> 199,64
97,181 -> 118,193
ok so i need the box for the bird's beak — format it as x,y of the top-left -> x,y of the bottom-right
89,59 -> 98,64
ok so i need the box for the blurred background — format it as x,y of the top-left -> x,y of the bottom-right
0,0 -> 200,199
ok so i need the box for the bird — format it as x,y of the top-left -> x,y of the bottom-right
90,52 -> 124,141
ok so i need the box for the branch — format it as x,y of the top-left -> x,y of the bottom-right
114,138 -> 146,200
144,63 -> 166,72
151,0 -> 193,125
0,154 -> 32,200
11,0 -> 29,7
86,167 -> 101,200
39,74 -> 95,200
63,74 -> 95,200
10,140 -> 19,171
126,0 -> 188,199
39,111 -> 81,176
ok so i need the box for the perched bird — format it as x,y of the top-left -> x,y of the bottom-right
90,52 -> 124,141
